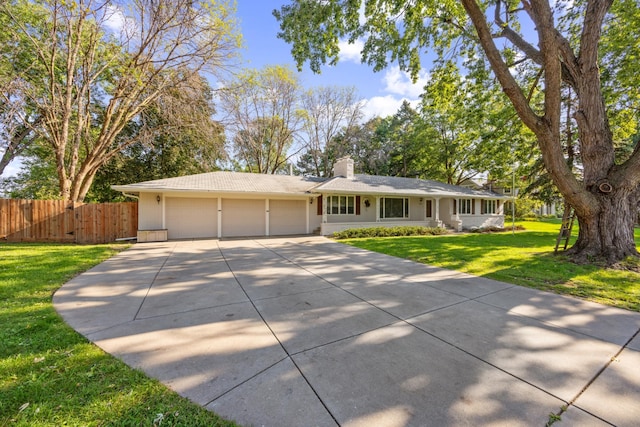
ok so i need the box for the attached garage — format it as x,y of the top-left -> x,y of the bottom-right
269,199 -> 307,235
114,159 -> 508,242
222,199 -> 266,237
166,197 -> 217,240
165,197 -> 308,239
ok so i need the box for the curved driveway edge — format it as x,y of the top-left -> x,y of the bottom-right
54,237 -> 640,426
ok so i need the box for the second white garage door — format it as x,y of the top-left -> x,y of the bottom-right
165,197 -> 217,239
222,199 -> 266,237
269,199 -> 307,235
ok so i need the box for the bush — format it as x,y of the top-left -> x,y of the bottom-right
504,197 -> 545,220
331,226 -> 448,239
468,225 -> 526,233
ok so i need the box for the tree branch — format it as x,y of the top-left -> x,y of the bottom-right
580,0 -> 614,66
461,0 -> 542,134
494,1 -> 543,65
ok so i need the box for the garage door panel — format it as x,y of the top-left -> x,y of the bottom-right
270,200 -> 306,235
222,199 -> 265,237
166,198 -> 217,239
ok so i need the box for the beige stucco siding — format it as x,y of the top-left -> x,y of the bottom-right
269,199 -> 307,235
165,197 -> 217,239
358,196 -> 376,222
222,199 -> 266,237
139,193 -> 162,230
409,197 -> 425,221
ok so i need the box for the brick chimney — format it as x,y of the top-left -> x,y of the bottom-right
333,156 -> 354,178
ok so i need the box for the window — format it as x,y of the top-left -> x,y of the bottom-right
327,195 -> 355,215
481,199 -> 497,214
503,187 -> 512,195
380,197 -> 409,219
458,198 -> 473,215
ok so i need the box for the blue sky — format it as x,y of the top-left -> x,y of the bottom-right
235,1 -> 430,119
2,1 -> 431,177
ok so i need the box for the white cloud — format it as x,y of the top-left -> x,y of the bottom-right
357,65 -> 427,120
361,95 -> 420,120
104,4 -> 126,33
382,66 -> 430,98
338,39 -> 364,63
103,4 -> 139,40
2,157 -> 23,177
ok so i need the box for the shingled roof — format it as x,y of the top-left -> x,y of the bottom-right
111,171 -> 324,196
313,175 -> 507,199
112,171 -> 506,199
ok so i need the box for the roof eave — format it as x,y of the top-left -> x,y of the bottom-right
111,185 -> 312,197
310,188 -> 510,199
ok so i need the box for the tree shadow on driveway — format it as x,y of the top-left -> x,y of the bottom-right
54,237 -> 640,427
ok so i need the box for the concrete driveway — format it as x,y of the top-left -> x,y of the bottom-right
54,237 -> 640,426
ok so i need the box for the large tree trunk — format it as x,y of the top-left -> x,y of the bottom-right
570,188 -> 639,264
461,0 -> 639,265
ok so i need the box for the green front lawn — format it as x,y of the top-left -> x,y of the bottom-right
342,220 -> 640,312
0,243 -> 236,427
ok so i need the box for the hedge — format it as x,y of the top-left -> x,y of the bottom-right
331,226 -> 449,239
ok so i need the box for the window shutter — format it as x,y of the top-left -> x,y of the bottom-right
355,196 -> 361,215
453,199 -> 457,215
472,199 -> 476,214
317,195 -> 323,216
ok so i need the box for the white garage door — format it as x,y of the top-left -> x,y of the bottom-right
270,200 -> 306,235
222,199 -> 265,237
166,197 -> 217,239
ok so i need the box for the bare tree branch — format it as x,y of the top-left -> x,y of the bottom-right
0,0 -> 239,201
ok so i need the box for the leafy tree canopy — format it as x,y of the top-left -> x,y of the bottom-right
0,0 -> 240,201
275,0 -> 640,264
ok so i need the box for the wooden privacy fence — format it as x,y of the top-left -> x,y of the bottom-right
0,199 -> 138,244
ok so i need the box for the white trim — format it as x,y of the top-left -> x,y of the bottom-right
217,197 -> 222,238
306,198 -> 310,234
326,194 -> 356,216
161,194 -> 166,229
481,199 -> 498,215
379,196 -> 410,219
265,199 -> 270,236
322,195 -> 327,223
458,198 -> 473,215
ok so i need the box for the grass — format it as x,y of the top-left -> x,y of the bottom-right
341,219 -> 640,312
0,243 -> 236,427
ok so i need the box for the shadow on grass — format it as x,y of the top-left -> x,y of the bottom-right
20,236 -> 640,426
0,243 -> 236,426
343,228 -> 640,312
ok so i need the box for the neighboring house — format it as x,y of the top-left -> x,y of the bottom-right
536,203 -> 559,216
112,157 -> 509,241
459,178 -> 487,191
468,177 -> 562,218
